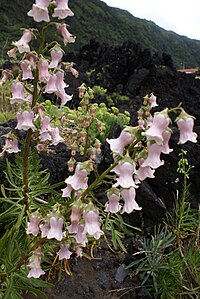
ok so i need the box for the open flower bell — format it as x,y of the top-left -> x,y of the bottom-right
53,0 -> 74,19
27,0 -> 51,22
176,111 -> 197,144
12,29 -> 34,53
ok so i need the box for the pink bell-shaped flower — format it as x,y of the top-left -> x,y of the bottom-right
38,58 -> 50,82
53,0 -> 74,19
27,0 -> 50,22
62,184 -> 73,198
39,221 -> 50,238
12,29 -> 33,53
144,110 -> 170,145
149,93 -> 158,108
65,164 -> 88,191
58,244 -> 73,260
106,129 -> 134,156
70,203 -> 82,223
21,60 -> 34,80
44,74 -> 58,93
49,48 -> 63,68
55,89 -> 73,105
136,158 -> 155,181
0,134 -> 21,158
176,112 -> 197,144
49,127 -> 64,145
47,216 -> 64,241
112,161 -> 138,189
56,70 -> 67,90
161,130 -> 173,154
121,187 -> 141,214
0,69 -> 12,86
142,142 -> 164,169
57,23 -> 76,45
4,137 -> 20,154
83,205 -> 103,240
74,224 -> 88,245
26,213 -> 41,236
39,115 -> 52,141
10,82 -> 25,105
27,249 -> 45,278
16,111 -> 36,131
105,188 -> 121,213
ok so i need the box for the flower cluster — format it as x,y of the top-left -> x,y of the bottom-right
106,94 -> 197,214
0,0 -> 198,284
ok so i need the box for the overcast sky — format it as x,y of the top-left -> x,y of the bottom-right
102,0 -> 200,40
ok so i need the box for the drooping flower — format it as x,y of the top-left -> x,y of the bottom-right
176,112 -> 197,144
144,109 -> 170,145
142,142 -> 164,169
26,213 -> 41,236
74,224 -> 88,245
47,216 -> 64,241
70,202 -> 82,223
12,29 -> 34,53
149,93 -> 158,108
7,47 -> 17,60
39,221 -> 50,238
106,128 -> 134,156
4,137 -> 20,154
57,23 -> 76,45
16,111 -> 36,131
49,127 -> 64,145
161,129 -> 173,154
0,134 -> 21,158
61,184 -> 73,198
39,115 -> 52,142
121,187 -> 142,214
112,161 -> 138,189
27,0 -> 50,22
27,249 -> 45,278
135,158 -> 155,181
10,82 -> 25,105
21,60 -> 34,80
53,0 -> 74,19
64,163 -> 89,191
105,188 -> 121,213
55,89 -> 73,105
83,205 -> 103,240
49,48 -> 63,68
0,69 -> 12,86
38,58 -> 50,82
57,244 -> 73,260
44,74 -> 57,93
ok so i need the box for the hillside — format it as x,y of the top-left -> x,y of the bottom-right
0,0 -> 200,67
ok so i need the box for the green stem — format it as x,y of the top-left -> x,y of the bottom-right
80,157 -> 121,200
22,24 -> 47,208
22,129 -> 32,209
79,138 -> 141,200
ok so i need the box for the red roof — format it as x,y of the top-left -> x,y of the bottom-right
177,68 -> 198,73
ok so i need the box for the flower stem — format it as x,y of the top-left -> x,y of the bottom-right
80,157 -> 121,200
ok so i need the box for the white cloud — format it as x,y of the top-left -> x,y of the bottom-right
102,0 -> 200,39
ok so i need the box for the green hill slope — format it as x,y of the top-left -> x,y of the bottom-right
0,0 -> 200,68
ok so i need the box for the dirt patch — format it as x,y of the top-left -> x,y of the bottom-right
23,242 -> 149,299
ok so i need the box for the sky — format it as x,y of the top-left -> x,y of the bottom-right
102,0 -> 200,40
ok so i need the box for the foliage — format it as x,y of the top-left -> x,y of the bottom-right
127,150 -> 200,298
1,0 -> 200,67
0,1 -> 198,298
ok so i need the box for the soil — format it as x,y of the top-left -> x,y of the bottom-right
23,242 -> 151,299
